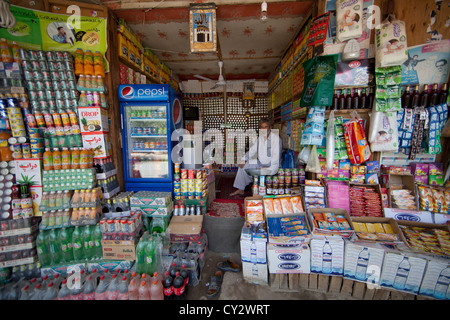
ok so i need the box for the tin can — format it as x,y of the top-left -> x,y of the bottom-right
19,48 -> 30,61
195,169 -> 203,180
180,169 -> 187,179
67,80 -> 76,90
53,51 -> 64,61
194,191 -> 202,200
50,71 -> 60,80
23,70 -> 33,81
69,89 -> 78,99
121,219 -> 129,232
45,51 -> 55,61
188,169 -> 195,179
21,143 -> 31,158
99,218 -> 107,233
45,90 -> 54,100
41,70 -> 50,80
59,71 -> 67,80
38,60 -> 48,70
36,50 -> 46,60
64,61 -> 74,70
26,81 -> 37,91
28,50 -> 38,60
62,51 -> 72,60
31,60 -> 40,71
127,218 -> 135,233
21,59 -> 32,70
107,219 -> 114,232
7,98 -> 18,108
114,218 -> 121,232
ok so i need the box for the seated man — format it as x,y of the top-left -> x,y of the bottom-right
229,118 -> 282,197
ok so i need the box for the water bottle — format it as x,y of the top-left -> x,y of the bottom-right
150,278 -> 164,300
57,279 -> 71,300
72,226 -> 85,262
322,241 -> 333,274
138,280 -> 151,300
60,227 -> 74,263
117,276 -> 129,300
106,274 -> 120,300
31,283 -> 45,300
393,257 -> 410,290
19,285 -> 32,300
69,277 -> 84,300
94,275 -> 109,300
82,275 -> 96,300
355,248 -> 369,281
152,272 -> 163,284
43,282 -> 58,300
36,231 -> 52,267
128,278 -> 139,300
51,273 -> 63,289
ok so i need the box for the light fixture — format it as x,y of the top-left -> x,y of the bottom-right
260,1 -> 268,23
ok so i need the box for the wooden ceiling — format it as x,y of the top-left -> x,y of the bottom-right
100,0 -> 314,81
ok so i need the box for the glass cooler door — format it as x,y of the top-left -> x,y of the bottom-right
124,104 -> 169,180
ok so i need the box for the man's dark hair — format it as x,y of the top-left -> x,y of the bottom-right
258,117 -> 271,127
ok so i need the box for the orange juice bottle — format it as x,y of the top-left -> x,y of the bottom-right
11,41 -> 20,63
0,132 -> 13,161
71,208 -> 78,221
74,48 -> 84,64
83,50 -> 94,76
61,147 -> 71,169
90,188 -> 98,203
88,148 -> 94,168
89,207 -> 96,219
72,189 -> 80,204
94,62 -> 105,78
85,189 -> 91,204
0,39 -> 12,63
71,147 -> 80,169
52,148 -> 62,170
43,148 -> 53,171
79,148 -> 89,169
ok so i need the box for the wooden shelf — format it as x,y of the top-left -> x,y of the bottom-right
119,56 -> 159,84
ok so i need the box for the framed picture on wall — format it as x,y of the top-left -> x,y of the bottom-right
190,3 -> 217,53
243,82 -> 255,100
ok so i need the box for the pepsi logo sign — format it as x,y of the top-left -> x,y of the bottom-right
121,86 -> 134,99
395,213 -> 420,222
349,61 -> 361,68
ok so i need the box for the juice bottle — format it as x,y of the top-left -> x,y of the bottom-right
90,188 -> 98,203
0,39 -> 12,63
72,190 -> 80,204
88,148 -> 94,168
118,32 -> 128,60
52,109 -> 65,137
61,147 -> 71,169
89,207 -> 96,220
84,50 -> 94,76
0,132 -> 13,161
43,148 -> 53,171
71,147 -> 80,169
78,75 -> 86,90
11,41 -> 20,63
80,148 -> 89,169
79,91 -> 87,107
52,148 -> 62,170
59,109 -> 73,136
74,48 -> 85,76
94,51 -> 105,78
71,208 -> 78,221
67,109 -> 81,134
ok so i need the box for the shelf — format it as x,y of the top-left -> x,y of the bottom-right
132,149 -> 168,153
131,135 -> 166,138
96,168 -> 117,180
130,118 -> 166,122
119,56 -> 159,84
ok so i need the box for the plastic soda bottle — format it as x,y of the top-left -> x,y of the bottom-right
138,280 -> 151,300
48,229 -> 62,265
70,147 -> 80,169
36,230 -> 52,267
93,224 -> 103,259
43,148 -> 53,171
94,275 -> 108,300
83,225 -> 95,260
43,282 -> 58,300
0,38 -> 12,63
128,278 -> 139,300
163,271 -> 174,300
31,283 -> 45,300
150,278 -> 164,300
173,271 -> 185,300
144,238 -> 156,275
52,148 -> 62,170
72,226 -> 85,261
117,276 -> 129,300
135,237 -> 147,274
60,227 -> 74,263
19,285 -> 32,300
82,275 -> 96,300
106,274 -> 120,300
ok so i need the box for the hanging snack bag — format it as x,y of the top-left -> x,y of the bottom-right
336,0 -> 364,42
343,115 -> 371,164
375,16 -> 408,68
300,55 -> 338,108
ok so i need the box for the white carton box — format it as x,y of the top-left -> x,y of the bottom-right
310,237 -> 344,275
383,208 -> 434,224
242,261 -> 268,285
343,240 -> 385,285
419,257 -> 450,300
379,249 -> 428,295
78,107 -> 109,133
15,159 -> 42,186
81,131 -> 111,158
267,243 -> 310,274
240,238 -> 267,264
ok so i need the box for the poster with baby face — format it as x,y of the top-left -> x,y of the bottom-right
401,40 -> 450,86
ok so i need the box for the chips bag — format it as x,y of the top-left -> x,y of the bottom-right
343,114 -> 371,164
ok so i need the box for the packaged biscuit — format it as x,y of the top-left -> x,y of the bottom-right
273,198 -> 283,214
290,196 -> 304,213
280,197 -> 294,214
344,118 -> 371,164
263,198 -> 275,215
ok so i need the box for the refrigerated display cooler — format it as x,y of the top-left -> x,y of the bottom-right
118,84 -> 183,192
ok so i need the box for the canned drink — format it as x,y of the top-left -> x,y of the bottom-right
114,218 -> 121,232
54,90 -> 62,100
41,70 -> 50,80
62,51 -> 72,60
45,51 -> 55,61
23,70 -> 34,81
67,80 -> 76,90
121,219 -> 129,232
99,219 -> 107,232
26,81 -> 37,91
21,143 -> 31,158
21,59 -> 32,70
36,50 -> 46,60
35,80 -> 45,91
31,60 -> 40,71
64,61 -> 74,70
19,48 -> 30,60
107,219 -> 114,232
50,71 -> 60,80
53,51 -> 64,61
45,90 -> 54,100
38,60 -> 48,70
69,89 -> 78,99
28,50 -> 38,60
59,71 -> 67,80
127,218 -> 135,233
7,98 -> 18,108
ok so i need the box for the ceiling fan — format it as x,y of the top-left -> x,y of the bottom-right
194,60 -> 255,89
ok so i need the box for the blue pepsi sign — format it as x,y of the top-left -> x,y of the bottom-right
118,84 -> 170,102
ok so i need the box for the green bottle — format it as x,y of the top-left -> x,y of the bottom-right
135,234 -> 148,274
48,229 -> 62,265
72,226 -> 85,262
83,225 -> 95,261
60,227 -> 74,263
36,231 -> 52,267
93,224 -> 103,260
145,237 -> 156,275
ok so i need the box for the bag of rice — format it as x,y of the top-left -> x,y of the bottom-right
375,16 -> 408,68
336,0 -> 364,42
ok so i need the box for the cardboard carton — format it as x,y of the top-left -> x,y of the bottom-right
419,257 -> 450,300
168,215 -> 203,242
350,216 -> 405,244
102,239 -> 137,261
78,107 -> 109,133
267,243 -> 311,274
308,208 -> 354,239
242,261 -> 269,285
310,236 -> 345,276
383,208 -> 434,224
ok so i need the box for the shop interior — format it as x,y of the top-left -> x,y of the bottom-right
0,0 -> 449,302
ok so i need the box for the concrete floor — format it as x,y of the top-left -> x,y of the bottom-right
185,250 -> 343,300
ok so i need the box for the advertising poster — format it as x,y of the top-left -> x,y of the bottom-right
401,40 -> 450,86
0,5 -> 109,71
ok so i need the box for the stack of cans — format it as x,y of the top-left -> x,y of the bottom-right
0,161 -> 15,220
21,49 -> 78,112
175,167 -> 208,200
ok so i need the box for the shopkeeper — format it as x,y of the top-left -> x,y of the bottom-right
230,118 -> 282,196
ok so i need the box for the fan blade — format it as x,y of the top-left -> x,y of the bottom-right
193,74 -> 213,81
